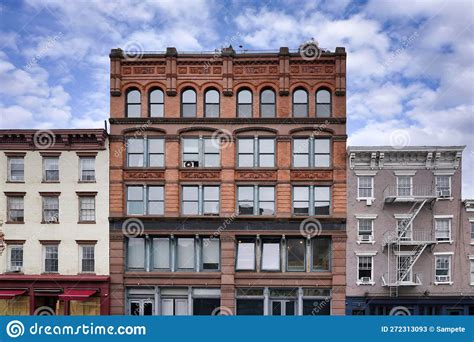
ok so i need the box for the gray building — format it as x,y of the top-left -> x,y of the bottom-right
346,146 -> 474,315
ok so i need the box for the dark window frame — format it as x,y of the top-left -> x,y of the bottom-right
126,88 -> 141,118
148,88 -> 164,118
316,88 -> 332,117
181,88 -> 197,118
260,88 -> 276,118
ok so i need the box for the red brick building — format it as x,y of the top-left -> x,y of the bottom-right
108,46 -> 347,315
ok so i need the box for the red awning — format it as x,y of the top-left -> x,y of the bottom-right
0,289 -> 26,299
58,289 -> 97,301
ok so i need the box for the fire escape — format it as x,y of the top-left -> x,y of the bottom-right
381,184 -> 437,297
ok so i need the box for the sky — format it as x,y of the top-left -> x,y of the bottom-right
0,0 -> 473,197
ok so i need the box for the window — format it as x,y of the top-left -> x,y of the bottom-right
193,298 -> 220,315
357,256 -> 373,283
292,138 -> 331,168
435,255 -> 451,283
149,88 -> 164,117
182,137 -> 220,168
293,89 -> 308,117
316,89 -> 331,117
152,237 -> 170,270
8,157 -> 24,182
181,185 -> 219,216
435,218 -> 451,242
181,89 -> 197,117
161,297 -> 188,316
397,218 -> 412,241
236,288 -> 264,315
79,196 -> 96,222
312,238 -> 331,271
43,157 -> 59,182
236,238 -> 256,270
358,176 -> 374,198
471,222 -> 474,242
44,245 -> 59,273
204,89 -> 220,117
126,137 -> 165,168
127,186 -> 164,216
126,89 -> 141,118
42,196 -> 59,223
177,238 -> 195,270
292,186 -> 331,216
470,259 -> 474,285
261,239 -> 281,271
286,238 -> 306,271
130,300 -> 154,316
80,245 -> 95,273
127,238 -> 145,269
260,89 -> 276,117
202,238 -> 219,270
358,219 -> 374,242
302,289 -> 331,315
237,138 -> 275,168
8,245 -> 23,270
79,157 -> 95,181
436,175 -> 451,197
237,89 -> 252,117
237,186 -> 275,216
7,196 -> 24,223
397,176 -> 412,196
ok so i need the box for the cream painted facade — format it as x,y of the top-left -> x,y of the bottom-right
0,141 -> 109,276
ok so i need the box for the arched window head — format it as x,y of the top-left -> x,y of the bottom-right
316,89 -> 331,117
126,89 -> 141,118
237,89 -> 252,118
181,89 -> 197,117
205,89 -> 220,117
293,89 -> 308,117
260,89 -> 276,118
149,88 -> 164,117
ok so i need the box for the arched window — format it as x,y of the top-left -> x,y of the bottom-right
126,89 -> 141,118
205,89 -> 220,117
316,89 -> 331,117
149,88 -> 164,117
181,88 -> 197,117
260,89 -> 276,117
293,89 -> 308,117
237,89 -> 252,118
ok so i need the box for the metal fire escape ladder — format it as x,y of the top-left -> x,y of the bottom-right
388,199 -> 428,297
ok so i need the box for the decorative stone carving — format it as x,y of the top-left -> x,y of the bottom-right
290,66 -> 299,73
124,170 -> 165,180
290,170 -> 332,180
180,170 -> 221,180
213,67 -> 222,74
156,67 -> 166,73
189,67 -> 211,74
235,170 -> 277,181
178,67 -> 187,74
133,67 -> 154,74
122,67 -> 132,75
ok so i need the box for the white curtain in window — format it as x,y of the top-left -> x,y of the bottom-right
262,242 -> 280,270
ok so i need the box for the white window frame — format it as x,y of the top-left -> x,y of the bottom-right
469,256 -> 474,286
129,299 -> 154,316
395,216 -> 413,241
7,157 -> 24,182
469,219 -> 474,245
356,216 -> 375,244
79,157 -> 96,182
396,175 -> 412,197
434,253 -> 453,285
434,215 -> 453,243
7,244 -> 24,271
182,137 -> 220,168
43,244 -> 59,273
435,175 -> 452,198
355,252 -> 376,285
357,176 -> 374,200
79,244 -> 95,273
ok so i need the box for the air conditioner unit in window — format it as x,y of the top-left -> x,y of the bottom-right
9,266 -> 22,272
360,235 -> 372,242
436,275 -> 450,282
366,198 -> 373,206
437,190 -> 450,198
183,161 -> 199,168
361,277 -> 371,283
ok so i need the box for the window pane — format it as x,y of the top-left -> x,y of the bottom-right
287,239 -> 305,271
177,238 -> 195,270
259,155 -> 274,167
261,104 -> 275,117
150,89 -> 163,103
259,187 -> 274,201
236,299 -> 263,315
238,104 -> 252,117
238,139 -> 254,153
127,238 -> 145,269
238,90 -> 252,104
293,104 -> 308,117
238,187 -> 253,201
259,139 -> 274,154
205,104 -> 220,117
128,139 -> 144,153
293,90 -> 308,103
205,89 -> 219,104
148,139 -> 164,153
150,104 -> 164,117
182,89 -> 196,103
153,238 -> 170,269
261,241 -> 280,270
182,104 -> 196,117
315,187 -> 330,215
193,298 -> 220,315
127,90 -> 140,103
303,299 -> 331,315
312,238 -> 331,271
236,240 -> 255,270
316,104 -> 331,117
127,104 -> 141,117
202,238 -> 219,270
238,155 -> 254,167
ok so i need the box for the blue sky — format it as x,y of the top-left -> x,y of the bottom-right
0,0 -> 473,197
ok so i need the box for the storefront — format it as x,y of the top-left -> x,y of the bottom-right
0,275 -> 109,315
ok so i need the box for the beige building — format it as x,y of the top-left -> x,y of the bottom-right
0,129 -> 110,315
